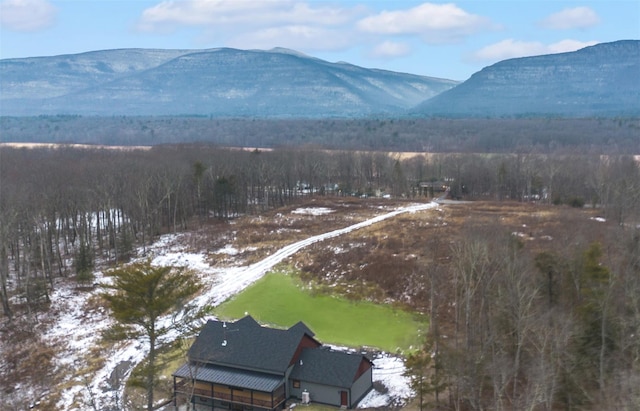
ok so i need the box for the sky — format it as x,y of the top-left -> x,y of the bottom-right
0,1 -> 638,81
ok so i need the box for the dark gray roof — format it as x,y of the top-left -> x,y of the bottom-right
188,316 -> 318,374
173,363 -> 284,392
289,348 -> 371,389
288,320 -> 314,336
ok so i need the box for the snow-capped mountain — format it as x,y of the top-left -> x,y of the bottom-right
412,40 -> 640,117
2,41 -> 637,118
0,48 -> 458,117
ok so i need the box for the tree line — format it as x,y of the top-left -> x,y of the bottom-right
2,116 -> 639,153
1,144 -> 639,321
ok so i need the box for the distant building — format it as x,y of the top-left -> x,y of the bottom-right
418,181 -> 449,192
172,316 -> 373,411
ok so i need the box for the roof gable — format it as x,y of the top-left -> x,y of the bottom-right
289,348 -> 372,389
188,316 -> 316,374
288,320 -> 314,336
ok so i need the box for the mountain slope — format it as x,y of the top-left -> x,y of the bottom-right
0,49 -> 195,99
413,40 -> 640,117
0,48 -> 458,117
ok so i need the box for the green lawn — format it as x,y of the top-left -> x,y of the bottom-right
214,270 -> 428,353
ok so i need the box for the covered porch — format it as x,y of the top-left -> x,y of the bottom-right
173,363 -> 287,411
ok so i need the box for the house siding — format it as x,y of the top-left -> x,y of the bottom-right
284,364 -> 295,400
291,367 -> 372,408
289,335 -> 321,367
355,357 -> 372,380
289,380 -> 303,400
350,367 -> 373,407
295,381 -> 344,408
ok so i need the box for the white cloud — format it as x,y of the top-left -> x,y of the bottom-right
356,2 -> 495,43
539,7 -> 600,30
137,0 -> 368,53
370,41 -> 412,58
0,0 -> 56,32
137,0 -> 356,32
472,39 -> 547,61
547,39 -> 598,53
135,1 -> 500,59
227,25 -> 353,52
471,38 -> 599,62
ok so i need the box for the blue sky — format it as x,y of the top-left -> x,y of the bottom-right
1,0 -> 638,80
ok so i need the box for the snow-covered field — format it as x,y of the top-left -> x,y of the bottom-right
44,202 -> 440,410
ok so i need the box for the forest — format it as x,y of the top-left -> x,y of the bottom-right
0,138 -> 639,410
2,116 -> 640,154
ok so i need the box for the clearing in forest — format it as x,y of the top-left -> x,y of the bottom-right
214,270 -> 428,353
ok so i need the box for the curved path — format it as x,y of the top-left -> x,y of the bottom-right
84,201 -> 441,410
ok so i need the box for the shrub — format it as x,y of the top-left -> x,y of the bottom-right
568,197 -> 585,208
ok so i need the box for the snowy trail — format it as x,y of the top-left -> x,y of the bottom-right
63,201 -> 440,410
209,201 -> 440,305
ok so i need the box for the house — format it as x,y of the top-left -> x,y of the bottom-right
172,316 -> 373,411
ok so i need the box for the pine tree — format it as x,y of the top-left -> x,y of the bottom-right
116,226 -> 134,263
578,243 -> 617,396
101,259 -> 203,411
74,241 -> 94,286
404,339 -> 447,411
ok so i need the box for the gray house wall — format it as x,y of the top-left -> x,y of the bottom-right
285,365 -> 295,399
290,367 -> 372,408
350,367 -> 373,407
296,381 -> 344,407
289,381 -> 302,400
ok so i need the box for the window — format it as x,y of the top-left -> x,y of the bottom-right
292,380 -> 300,389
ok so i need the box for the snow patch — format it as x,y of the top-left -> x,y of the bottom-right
152,252 -> 210,272
358,353 -> 412,408
50,202 -> 439,410
215,244 -> 240,255
291,207 -> 334,215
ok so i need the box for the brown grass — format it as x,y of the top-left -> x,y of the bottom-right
184,196 -> 613,316
120,196 -> 615,410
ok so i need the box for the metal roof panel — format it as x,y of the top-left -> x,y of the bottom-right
174,363 -> 284,392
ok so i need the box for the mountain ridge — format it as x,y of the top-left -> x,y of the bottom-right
412,40 -> 640,117
1,41 -> 638,118
0,47 -> 458,117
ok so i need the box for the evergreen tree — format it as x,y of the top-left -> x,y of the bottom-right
576,242 -> 617,396
534,251 -> 560,308
101,260 -> 203,411
404,339 -> 446,411
74,241 -> 94,286
392,160 -> 407,197
116,226 -> 134,263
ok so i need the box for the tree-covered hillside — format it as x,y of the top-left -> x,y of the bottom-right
2,116 -> 639,153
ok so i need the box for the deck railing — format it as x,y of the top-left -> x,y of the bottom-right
175,380 -> 286,409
